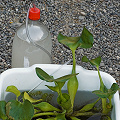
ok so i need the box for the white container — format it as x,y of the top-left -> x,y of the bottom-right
12,7 -> 52,68
0,64 -> 119,120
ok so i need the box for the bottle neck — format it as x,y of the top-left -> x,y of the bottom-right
28,19 -> 39,25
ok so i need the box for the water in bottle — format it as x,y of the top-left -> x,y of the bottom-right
12,4 -> 52,68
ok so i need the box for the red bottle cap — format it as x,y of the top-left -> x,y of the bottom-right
29,7 -> 40,20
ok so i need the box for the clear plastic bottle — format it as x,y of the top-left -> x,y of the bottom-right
12,6 -> 52,68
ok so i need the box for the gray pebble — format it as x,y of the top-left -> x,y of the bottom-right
0,0 -> 119,85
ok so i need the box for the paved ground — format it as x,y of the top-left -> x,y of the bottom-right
0,0 -> 120,84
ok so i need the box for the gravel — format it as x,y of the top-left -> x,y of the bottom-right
0,0 -> 120,84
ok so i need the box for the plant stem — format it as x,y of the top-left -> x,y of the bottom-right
97,67 -> 108,114
97,67 -> 104,92
74,112 -> 95,117
59,91 -> 66,103
101,98 -> 107,114
16,97 -> 18,101
33,112 -> 58,118
67,50 -> 78,113
72,50 -> 76,74
107,96 -> 112,109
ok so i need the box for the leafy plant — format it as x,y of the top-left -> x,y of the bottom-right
82,56 -> 120,114
0,85 -> 34,120
0,26 -> 119,120
0,71 -> 78,120
57,26 -> 94,111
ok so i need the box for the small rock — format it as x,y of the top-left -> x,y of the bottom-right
115,48 -> 118,53
79,16 -> 85,20
115,72 -> 120,77
80,11 -> 86,16
19,18 -> 24,23
100,62 -> 105,67
117,56 -> 120,60
16,8 -> 18,12
0,57 -> 2,62
109,68 -> 113,71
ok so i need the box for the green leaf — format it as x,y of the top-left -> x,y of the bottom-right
90,56 -> 101,67
107,83 -> 119,97
93,83 -> 119,98
79,26 -> 94,48
57,27 -> 93,51
46,81 -> 66,95
6,85 -> 21,98
92,90 -> 109,98
36,67 -> 53,81
34,102 -> 61,112
82,56 -> 89,63
46,84 -> 59,93
36,67 -> 78,82
82,56 -> 101,67
0,101 -> 7,120
33,112 -> 57,118
56,113 -> 66,120
24,92 -> 42,103
46,82 -> 64,93
110,83 -> 119,94
57,93 -> 72,111
53,73 -> 79,82
74,111 -> 94,117
79,98 -> 100,112
58,33 -> 81,51
56,81 -> 65,90
67,76 -> 78,107
6,100 -> 34,120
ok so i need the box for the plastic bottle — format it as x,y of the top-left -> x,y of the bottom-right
12,4 -> 52,68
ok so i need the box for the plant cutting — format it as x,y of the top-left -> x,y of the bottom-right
0,27 -> 119,120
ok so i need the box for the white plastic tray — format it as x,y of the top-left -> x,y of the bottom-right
0,64 -> 119,120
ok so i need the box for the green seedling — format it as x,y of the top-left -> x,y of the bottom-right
35,67 -> 77,113
82,56 -> 120,114
58,26 -> 94,110
0,85 -> 34,120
